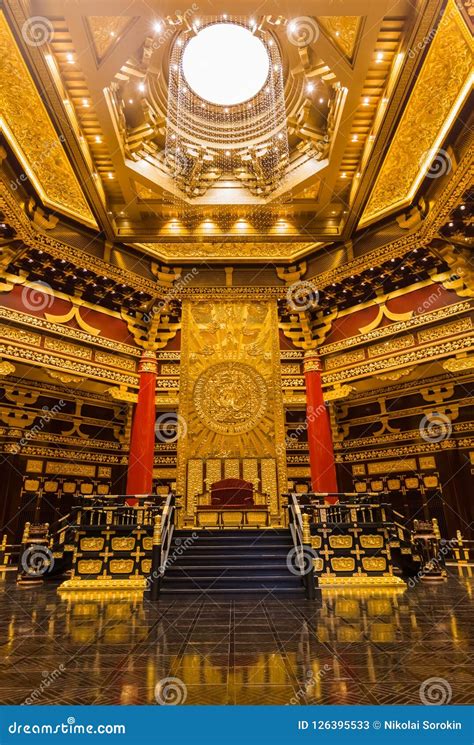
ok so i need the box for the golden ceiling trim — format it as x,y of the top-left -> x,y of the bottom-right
86,16 -> 137,62
359,0 -> 473,227
0,306 -> 140,357
0,13 -> 96,228
135,241 -> 323,263
316,16 -> 362,60
0,182 -> 159,297
323,336 -> 473,386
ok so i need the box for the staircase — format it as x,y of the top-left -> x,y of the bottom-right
159,528 -> 305,595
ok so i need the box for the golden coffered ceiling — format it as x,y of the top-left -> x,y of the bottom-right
0,0 -> 472,264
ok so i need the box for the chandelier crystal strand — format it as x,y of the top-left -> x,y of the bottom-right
165,17 -> 290,232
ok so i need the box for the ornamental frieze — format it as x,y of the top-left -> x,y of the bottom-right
2,444 -> 121,463
0,342 -> 137,386
0,307 -> 141,356
323,337 -> 473,385
320,302 -> 472,356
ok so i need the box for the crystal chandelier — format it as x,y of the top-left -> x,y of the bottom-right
165,17 -> 289,212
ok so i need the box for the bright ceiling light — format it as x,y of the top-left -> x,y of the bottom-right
181,23 -> 270,106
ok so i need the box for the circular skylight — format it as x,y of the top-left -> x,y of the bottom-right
181,23 -> 270,106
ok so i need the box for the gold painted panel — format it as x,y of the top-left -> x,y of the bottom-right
109,559 -> 134,574
77,560 -> 102,575
419,456 -> 436,470
111,537 -> 135,552
242,458 -> 259,489
177,301 -> 287,520
26,459 -> 43,473
224,459 -> 240,479
0,14 -> 96,226
45,462 -> 96,477
368,459 -> 417,475
362,557 -> 387,572
360,535 -> 384,549
361,0 -> 473,226
187,459 -> 204,504
329,535 -> 353,549
331,557 -> 355,572
205,459 -> 222,489
80,537 -> 104,552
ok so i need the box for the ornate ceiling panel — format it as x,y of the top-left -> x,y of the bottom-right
359,0 -> 473,227
316,16 -> 362,60
0,0 -> 471,265
0,12 -> 96,227
86,16 -> 137,62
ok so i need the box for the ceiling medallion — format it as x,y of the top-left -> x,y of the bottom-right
193,361 -> 268,435
165,17 -> 290,216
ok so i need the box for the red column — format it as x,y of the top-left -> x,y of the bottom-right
303,350 -> 338,503
126,350 -> 157,503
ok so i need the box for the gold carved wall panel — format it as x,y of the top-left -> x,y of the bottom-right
177,300 -> 287,522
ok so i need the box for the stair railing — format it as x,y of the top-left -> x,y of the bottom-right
149,493 -> 177,601
287,493 -> 317,599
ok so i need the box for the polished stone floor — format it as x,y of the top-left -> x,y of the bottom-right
0,573 -> 473,705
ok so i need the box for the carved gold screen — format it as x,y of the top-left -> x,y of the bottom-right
177,300 -> 287,524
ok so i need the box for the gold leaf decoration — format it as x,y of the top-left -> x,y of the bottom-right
0,14 -> 96,226
360,0 -> 473,226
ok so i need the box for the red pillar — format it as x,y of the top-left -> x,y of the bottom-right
126,350 -> 157,503
303,350 -> 338,503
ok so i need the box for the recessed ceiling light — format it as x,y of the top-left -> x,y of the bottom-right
306,82 -> 314,93
319,98 -> 324,104
95,135 -> 102,143
153,21 -> 162,33
82,98 -> 89,107
376,51 -> 383,62
138,82 -> 146,92
460,204 -> 465,210
363,97 -> 369,105
66,52 -> 74,64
